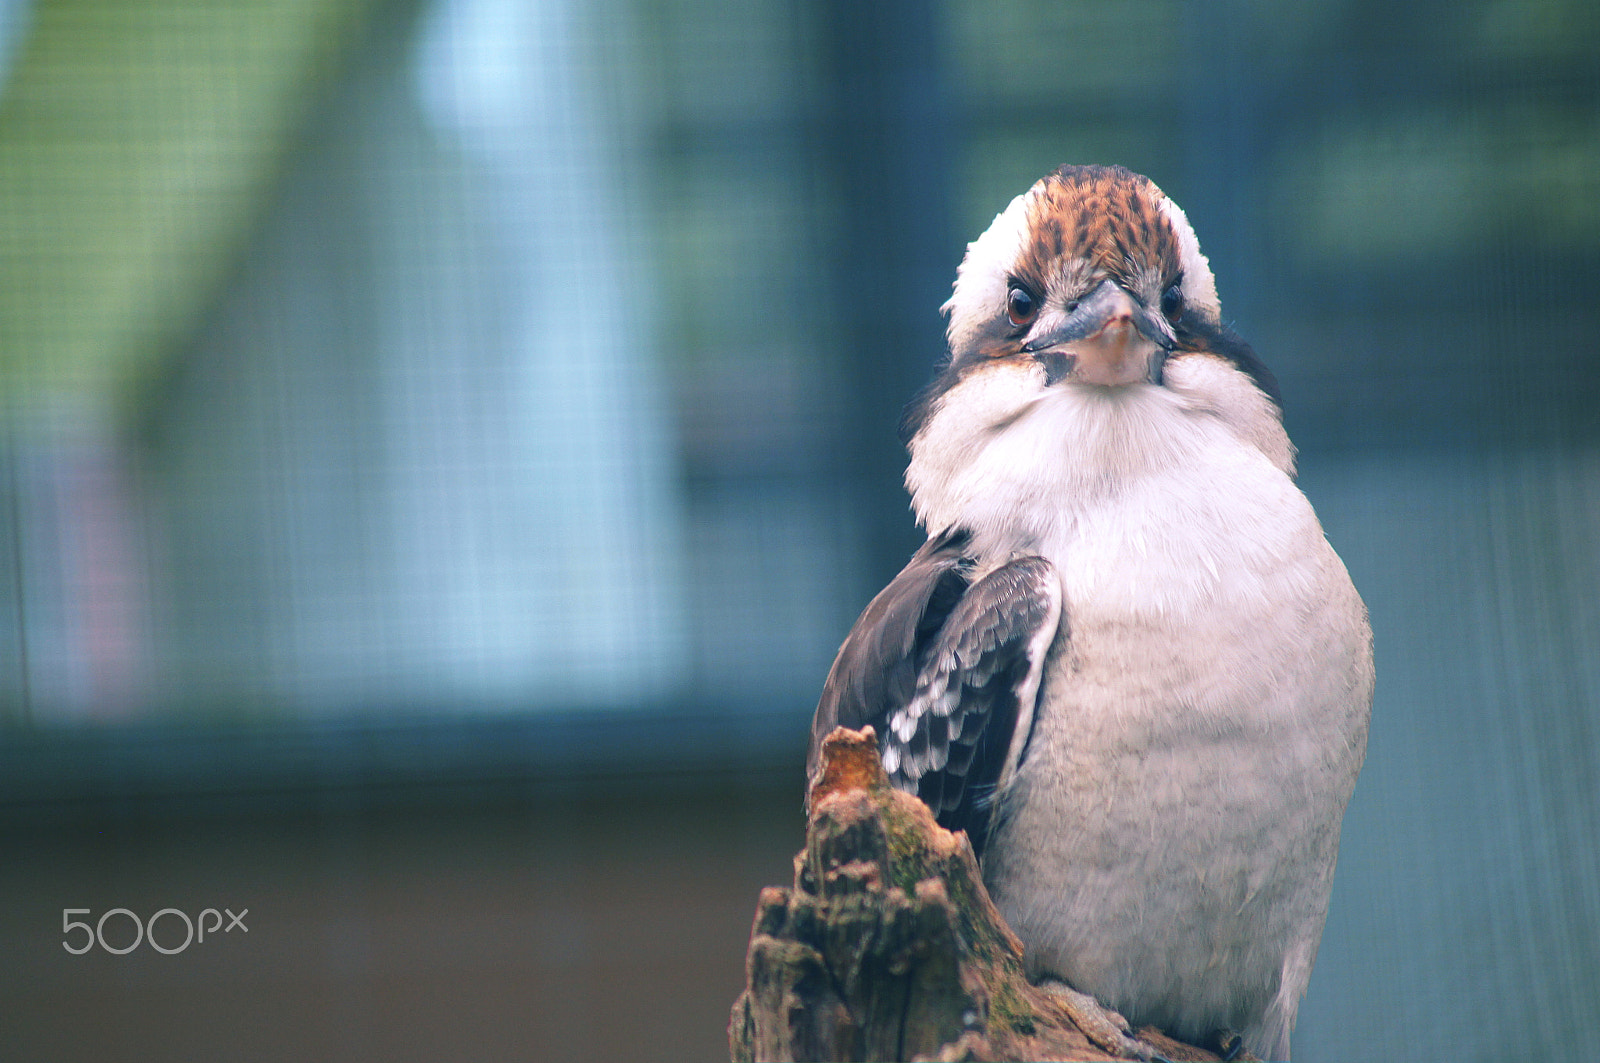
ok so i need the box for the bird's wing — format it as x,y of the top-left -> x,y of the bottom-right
809,536 -> 1062,858
808,530 -> 974,780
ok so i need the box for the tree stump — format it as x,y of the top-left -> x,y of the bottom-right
728,726 -> 1227,1063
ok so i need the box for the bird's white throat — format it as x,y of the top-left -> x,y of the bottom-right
905,364 -> 1286,563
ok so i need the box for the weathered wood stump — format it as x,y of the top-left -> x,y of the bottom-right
729,726 -> 1227,1062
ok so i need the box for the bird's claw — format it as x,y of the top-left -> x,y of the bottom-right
1038,980 -> 1176,1062
1210,1028 -> 1259,1062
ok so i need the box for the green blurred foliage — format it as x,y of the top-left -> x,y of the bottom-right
0,0 -> 382,405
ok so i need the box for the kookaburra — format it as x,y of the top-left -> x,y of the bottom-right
808,165 -> 1372,1061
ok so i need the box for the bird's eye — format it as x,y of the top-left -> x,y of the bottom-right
1160,283 -> 1185,323
1006,285 -> 1038,328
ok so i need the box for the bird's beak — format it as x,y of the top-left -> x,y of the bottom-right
1023,279 -> 1172,388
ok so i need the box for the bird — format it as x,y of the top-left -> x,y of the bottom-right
807,164 -> 1372,1061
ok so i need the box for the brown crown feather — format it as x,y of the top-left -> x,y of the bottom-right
1013,165 -> 1181,292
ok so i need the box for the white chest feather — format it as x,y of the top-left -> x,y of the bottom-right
904,364 -> 1373,1051
906,360 -> 1301,574
908,372 -> 1336,720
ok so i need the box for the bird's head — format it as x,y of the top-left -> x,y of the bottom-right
902,165 -> 1291,539
944,165 -> 1230,389
946,165 -> 1218,388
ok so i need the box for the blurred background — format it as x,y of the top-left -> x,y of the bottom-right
1,0 -> 1596,1059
